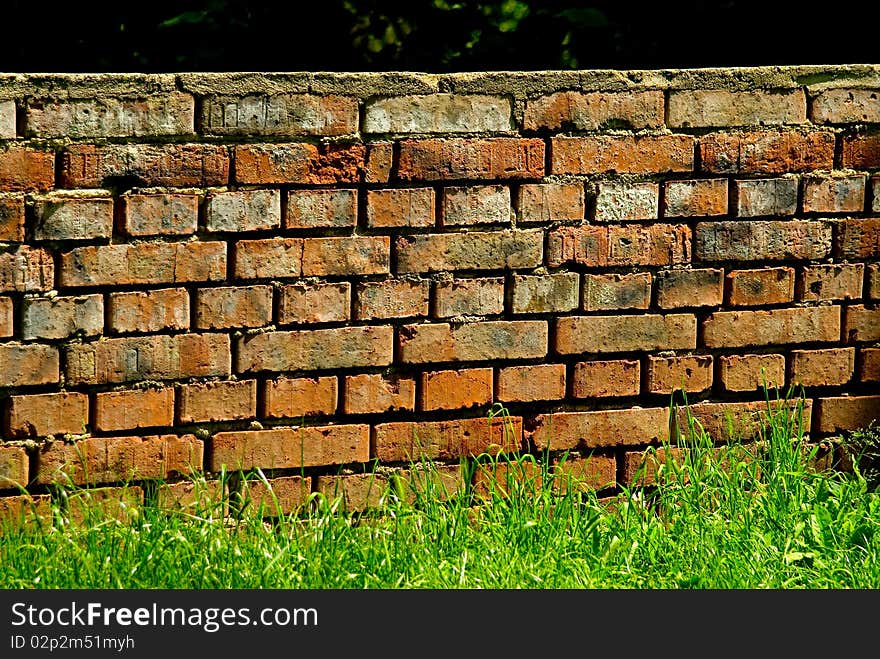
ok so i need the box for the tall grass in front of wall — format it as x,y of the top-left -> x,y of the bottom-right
1,390 -> 879,589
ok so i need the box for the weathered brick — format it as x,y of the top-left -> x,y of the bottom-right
547,224 -> 691,268
0,147 -> 55,192
790,348 -> 855,387
726,267 -> 795,306
202,94 -> 357,136
355,279 -> 429,320
121,193 -> 199,237
523,90 -> 664,131
517,183 -> 584,223
396,229 -> 542,273
366,188 -> 435,228
668,90 -> 806,127
196,285 -> 272,329
815,396 -> 880,433
6,392 -> 89,438
61,242 -> 226,287
0,344 -> 59,387
812,89 -> 880,124
157,478 -> 225,514
421,367 -> 493,411
841,133 -> 880,169
860,348 -> 880,382
735,178 -> 798,217
622,446 -> 698,487
555,314 -> 696,354
0,296 -> 11,337
302,236 -> 390,276
441,185 -> 510,226
674,399 -> 811,442
238,476 -> 311,516
109,288 -> 189,334
0,494 -> 53,528
237,326 -> 393,373
21,294 -> 103,340
802,174 -> 866,213
873,176 -> 880,213
663,179 -> 728,218
870,264 -> 880,299
234,238 -> 302,279
365,94 -> 512,133
234,143 -> 365,184
314,473 -> 390,512
0,246 -> 54,292
655,269 -> 723,309
700,131 -> 835,174
512,272 -> 579,314
205,189 -> 281,232
0,447 -> 29,489
65,486 -> 144,525
433,277 -> 504,317
343,374 -> 416,414
553,454 -> 618,493
286,189 -> 356,229
646,355 -> 713,394
797,264 -> 864,301
473,460 -> 542,500
551,135 -> 694,175
66,333 -> 230,385
719,354 -> 785,392
178,380 -> 256,423
0,100 -> 15,139
279,282 -> 350,324
94,387 -> 174,431
582,273 -> 651,311
398,138 -> 544,181
844,304 -> 880,342
496,363 -> 566,403
703,306 -> 841,348
0,194 -> 25,241
835,219 -> 880,259
594,181 -> 658,222
399,320 -> 547,363
374,416 -> 522,462
529,407 -> 669,451
26,93 -> 194,138
571,360 -> 640,398
695,220 -> 831,261
365,142 -> 393,183
263,376 -> 337,419
210,425 -> 369,471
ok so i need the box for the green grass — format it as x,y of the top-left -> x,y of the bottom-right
2,394 -> 879,589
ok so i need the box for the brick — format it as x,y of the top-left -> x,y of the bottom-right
234,143 -> 365,184
237,326 -> 393,373
6,392 -> 89,438
279,282 -> 351,324
668,90 -> 806,127
835,219 -> 880,259
594,181 -> 658,222
571,360 -> 640,398
302,236 -> 390,276
157,478 -> 225,514
860,348 -> 880,382
66,333 -> 230,385
26,93 -> 194,138
21,294 -> 103,340
812,89 -> 880,124
674,399 -> 811,442
366,188 -> 435,228
790,348 -> 855,387
421,368 -> 493,411
62,144 -> 228,188
700,131 -> 835,174
0,447 -> 29,489
209,425 -> 369,471
0,100 -> 15,138
655,269 -> 723,309
343,374 -> 416,414
844,305 -> 880,342
61,242 -> 226,287
622,446 -> 697,487
496,364 -> 566,403
94,388 -> 174,431
873,177 -> 880,213
0,246 -> 54,292
196,285 -> 272,329
646,355 -> 713,394
517,183 -> 584,222
555,314 -> 696,354
441,185 -> 510,226
694,220 -> 831,261
815,396 -> 880,433
314,473 -> 390,512
582,273 -> 651,311
735,178 -> 798,217
179,380 -> 256,423
512,273 -> 579,314
726,267 -> 795,306
719,354 -> 785,392
553,455 -> 617,493
0,344 -> 59,387
551,135 -> 694,175
238,476 -> 311,516
0,194 -> 25,241
234,238 -> 302,279
37,434 -> 203,486
802,174 -> 866,213
523,90 -> 664,131
355,279 -> 429,320
374,416 -> 522,462
663,179 -> 728,218
202,94 -> 357,136
473,460 -> 543,500
529,407 -> 669,451
205,189 -> 281,232
433,278 -> 504,318
393,464 -> 465,504
365,94 -> 511,133
398,320 -> 547,363
397,138 -> 544,181
109,288 -> 189,334
703,306 -> 840,348
0,147 -> 55,191
548,224 -> 691,268
0,494 -> 53,528
396,229 -> 542,273
797,264 -> 864,301
286,189 -> 356,229
65,486 -> 145,525
870,264 -> 880,299
365,142 -> 393,183
121,193 -> 199,237
0,296 -> 11,337
841,134 -> 880,169
263,376 -> 337,419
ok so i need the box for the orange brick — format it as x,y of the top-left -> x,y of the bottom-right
234,143 -> 364,184
399,320 -> 547,363
398,138 -> 544,181
552,454 -> 617,493
870,264 -> 880,299
0,296 -> 11,337
582,273 -> 651,311
675,399 -> 810,442
233,238 -> 302,279
802,174 -> 866,213
355,279 -> 429,320
301,236 -> 389,277
0,147 -> 55,191
6,391 -> 89,438
0,494 -> 52,527
121,193 -> 199,236
286,189 -> 356,229
343,374 -> 416,414
0,344 -> 59,387
178,380 -> 257,423
157,478 -> 226,513
65,486 -> 144,525
263,376 -> 337,419
844,305 -> 880,342
420,368 -> 493,411
373,416 -> 522,462
196,285 -> 273,329
0,446 -> 29,489
0,194 -> 25,241
815,396 -> 880,433
529,407 -> 669,451
314,473 -> 389,512
703,306 -> 840,348
700,131 -> 834,174
551,135 -> 694,175
433,278 -> 504,318
94,388 -> 174,431
663,179 -> 728,217
497,364 -> 566,403
646,355 -> 713,394
556,314 -> 696,354
516,183 -> 584,222
797,264 -> 863,302
523,90 -> 664,131
366,188 -> 435,228
365,142 -> 393,183
547,224 -> 690,268
718,354 -> 785,392
473,460 -> 542,500
812,89 -> 880,124
790,348 -> 855,387
841,133 -> 880,169
835,219 -> 880,259
572,360 -> 640,398
655,269 -> 723,309
396,230 -> 542,273
0,246 -> 54,292
238,476 -> 312,516
726,267 -> 794,306
279,282 -> 351,324
859,348 -> 880,382
108,288 -> 190,334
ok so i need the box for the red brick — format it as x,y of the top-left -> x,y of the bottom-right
0,246 -> 54,292
66,333 -> 230,385
726,267 -> 795,306
555,314 -> 696,354
860,348 -> 880,382
441,185 -> 510,226
582,273 -> 651,311
0,147 -> 54,192
209,425 -> 369,471
365,142 -> 393,183
529,407 -> 669,451
700,131 -> 835,174
790,348 -> 855,387
551,135 -> 694,175
668,90 -> 806,127
797,264 -> 864,301
0,447 -> 29,489
374,416 -> 522,462
234,143 -> 365,184
364,94 -> 512,133
433,278 -> 504,318
695,220 -> 831,262
396,230 -> 542,273
33,193 -> 111,240
572,360 -> 640,398
841,133 -> 880,169
835,219 -> 880,259
719,354 -> 785,392
263,376 -> 337,419
279,282 -> 350,324
421,368 -> 493,411
302,236 -> 390,276
512,273 -> 579,313
594,181 -> 658,221
355,279 -> 429,320
734,178 -> 798,217
0,296 -> 11,337
655,269 -> 723,309
179,380 -> 256,423
121,193 -> 199,237
703,306 -> 840,348
366,188 -> 435,228
663,179 -> 728,217
343,374 -> 416,414
398,138 -> 544,181
108,288 -> 190,334
646,355 -> 713,394
523,90 -> 664,131
286,189 -> 356,229
21,294 -> 104,340
94,388 -> 174,432
0,344 -> 59,387
398,320 -> 547,363
0,194 -> 25,241
516,183 -> 584,223
844,304 -> 880,342
205,189 -> 281,232
547,224 -> 691,268
553,454 -> 618,493
237,326 -> 393,373
802,174 -> 866,213
496,364 -> 566,403
238,476 -> 312,516
473,460 -> 543,500
812,89 -> 880,124
202,94 -> 357,136
196,285 -> 272,329
6,391 -> 88,438
815,396 -> 880,433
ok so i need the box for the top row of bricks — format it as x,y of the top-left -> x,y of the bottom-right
0,88 -> 878,140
